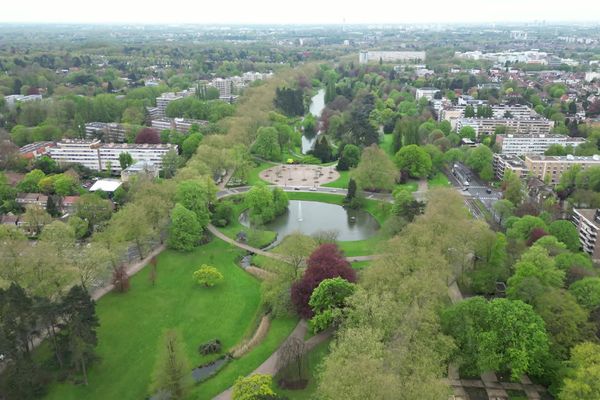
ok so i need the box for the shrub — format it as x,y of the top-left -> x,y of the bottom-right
193,265 -> 224,287
198,339 -> 222,355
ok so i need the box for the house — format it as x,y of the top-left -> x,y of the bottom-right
61,195 -> 80,215
0,214 -> 19,227
16,193 -> 48,209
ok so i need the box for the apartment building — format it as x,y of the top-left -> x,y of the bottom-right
456,117 -> 554,137
19,141 -> 55,159
492,154 -> 529,180
151,117 -> 208,134
572,208 -> 600,260
358,51 -> 426,64
210,78 -> 234,99
16,193 -> 48,208
121,161 -> 159,182
85,122 -> 128,142
496,134 -> 586,155
524,154 -> 600,185
4,94 -> 42,108
415,87 -> 440,101
48,140 -> 177,174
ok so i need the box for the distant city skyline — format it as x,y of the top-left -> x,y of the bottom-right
2,0 -> 600,25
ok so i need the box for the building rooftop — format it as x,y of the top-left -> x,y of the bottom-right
89,179 -> 123,193
574,208 -> 600,229
526,154 -> 600,162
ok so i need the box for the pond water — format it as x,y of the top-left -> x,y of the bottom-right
301,88 -> 326,154
240,200 -> 379,245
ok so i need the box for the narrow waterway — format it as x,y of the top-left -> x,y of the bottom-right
301,88 -> 326,154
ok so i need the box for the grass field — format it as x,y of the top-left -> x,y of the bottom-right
428,172 -> 451,188
321,170 -> 349,189
275,339 -> 332,400
43,240 -> 296,400
380,133 -> 395,157
247,162 -> 274,186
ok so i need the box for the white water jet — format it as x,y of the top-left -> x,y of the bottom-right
298,201 -> 303,222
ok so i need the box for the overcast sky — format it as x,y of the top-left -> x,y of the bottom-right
1,0 -> 600,25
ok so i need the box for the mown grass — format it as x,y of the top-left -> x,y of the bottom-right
428,172 -> 451,188
43,240 -> 296,400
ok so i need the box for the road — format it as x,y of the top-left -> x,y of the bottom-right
446,163 -> 502,218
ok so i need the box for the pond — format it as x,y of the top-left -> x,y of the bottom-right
301,88 -> 325,154
240,200 -> 379,245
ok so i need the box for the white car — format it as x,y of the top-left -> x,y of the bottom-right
309,187 -> 317,191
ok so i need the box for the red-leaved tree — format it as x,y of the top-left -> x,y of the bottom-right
112,265 -> 130,292
291,243 -> 356,318
527,228 -> 548,246
135,128 -> 161,144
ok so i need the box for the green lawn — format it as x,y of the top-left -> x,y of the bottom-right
394,181 -> 418,193
322,170 -> 349,189
275,339 -> 331,400
380,133 -> 395,157
247,162 -> 274,186
43,240 -> 296,400
351,261 -> 371,270
428,172 -> 451,188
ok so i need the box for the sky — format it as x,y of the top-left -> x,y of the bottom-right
1,0 -> 600,25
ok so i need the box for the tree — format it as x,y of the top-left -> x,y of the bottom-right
40,220 -> 75,258
62,285 -> 100,386
161,149 -> 181,179
309,277 -> 356,332
507,215 -> 548,242
442,297 -> 550,380
291,244 -> 356,318
112,203 -> 153,260
274,86 -> 304,116
54,174 -> 78,196
150,330 -> 192,400
22,204 -> 52,236
232,374 -> 276,400
392,188 -> 424,222
351,144 -> 396,192
465,145 -> 493,177
181,133 -> 203,158
312,136 -> 332,162
245,184 -> 275,225
135,127 -> 161,144
68,216 -> 88,239
569,277 -> 600,311
535,289 -> 594,360
559,342 -> 600,400
175,179 -> 213,229
193,265 -> 224,287
493,199 -> 515,226
548,220 -> 581,252
119,152 -> 133,170
168,204 -> 201,251
337,144 -> 360,171
251,126 -> 281,161
347,93 -> 379,146
18,169 -> 45,192
503,171 -> 524,205
459,126 -> 476,140
345,178 -> 357,203
395,144 -> 432,179
75,194 -> 113,235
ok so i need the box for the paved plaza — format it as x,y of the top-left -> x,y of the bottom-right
259,164 -> 340,187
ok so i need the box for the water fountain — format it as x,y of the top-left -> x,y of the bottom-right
298,201 -> 303,222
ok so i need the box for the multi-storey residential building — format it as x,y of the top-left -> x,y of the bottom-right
496,134 -> 586,155
4,94 -> 42,108
151,117 -> 208,134
492,154 -> 529,180
358,51 -> 426,64
210,78 -> 234,99
19,141 -> 55,159
415,87 -> 440,101
456,117 -> 554,137
48,140 -> 177,174
85,122 -> 128,142
524,154 -> 600,185
121,161 -> 159,182
156,92 -> 183,117
572,208 -> 600,260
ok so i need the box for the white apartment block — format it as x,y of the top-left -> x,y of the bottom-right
49,140 -> 177,174
85,122 -> 128,142
359,51 -> 426,64
4,94 -> 42,108
492,154 -> 529,180
210,78 -> 234,99
151,117 -> 208,134
572,208 -> 600,260
456,117 -> 554,137
156,92 -> 184,117
496,134 -> 586,155
415,87 -> 440,101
